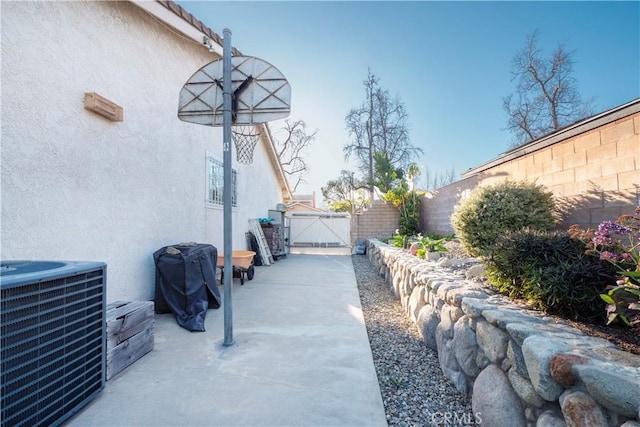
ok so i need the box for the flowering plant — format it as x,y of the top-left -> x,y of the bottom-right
581,207 -> 640,326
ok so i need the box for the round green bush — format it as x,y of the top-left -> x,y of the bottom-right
450,180 -> 556,258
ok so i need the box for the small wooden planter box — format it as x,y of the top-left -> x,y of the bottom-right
106,301 -> 154,380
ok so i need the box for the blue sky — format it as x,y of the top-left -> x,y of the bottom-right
178,1 -> 639,203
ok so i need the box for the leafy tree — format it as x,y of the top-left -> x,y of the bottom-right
328,200 -> 353,213
503,30 -> 595,147
373,152 -> 404,194
382,178 -> 423,236
273,119 -> 318,192
406,162 -> 421,215
406,162 -> 421,190
321,170 -> 368,214
380,162 -> 424,236
344,69 -> 423,199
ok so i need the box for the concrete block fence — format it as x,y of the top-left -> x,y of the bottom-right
366,239 -> 640,427
420,102 -> 640,236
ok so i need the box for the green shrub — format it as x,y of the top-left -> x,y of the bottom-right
485,229 -> 617,321
389,234 -> 404,248
450,180 -> 556,258
399,210 -> 420,236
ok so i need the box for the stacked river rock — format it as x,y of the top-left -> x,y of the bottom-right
366,239 -> 640,427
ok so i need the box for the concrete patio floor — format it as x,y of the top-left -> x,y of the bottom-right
65,254 -> 387,427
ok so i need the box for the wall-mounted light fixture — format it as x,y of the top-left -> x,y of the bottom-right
83,92 -> 123,122
202,36 -> 218,53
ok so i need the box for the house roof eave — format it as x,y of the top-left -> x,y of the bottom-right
130,1 -> 292,202
130,0 -> 225,56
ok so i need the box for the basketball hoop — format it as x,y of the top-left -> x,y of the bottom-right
232,126 -> 260,164
178,45 -> 291,347
178,56 -> 291,127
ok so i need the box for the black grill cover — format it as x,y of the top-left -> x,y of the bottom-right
246,231 -> 263,266
153,243 -> 221,332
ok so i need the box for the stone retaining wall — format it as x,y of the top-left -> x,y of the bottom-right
367,239 -> 640,427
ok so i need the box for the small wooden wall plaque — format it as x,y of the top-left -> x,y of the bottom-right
84,92 -> 123,122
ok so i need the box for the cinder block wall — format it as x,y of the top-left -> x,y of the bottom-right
420,176 -> 479,236
351,200 -> 400,244
421,104 -> 640,235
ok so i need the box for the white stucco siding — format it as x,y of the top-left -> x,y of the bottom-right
206,134 -> 286,248
1,1 -> 286,301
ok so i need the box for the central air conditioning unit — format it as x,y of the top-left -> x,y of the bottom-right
1,260 -> 107,427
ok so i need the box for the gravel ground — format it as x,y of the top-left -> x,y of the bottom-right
352,254 -> 476,427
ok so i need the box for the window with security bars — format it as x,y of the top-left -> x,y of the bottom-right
207,154 -> 237,207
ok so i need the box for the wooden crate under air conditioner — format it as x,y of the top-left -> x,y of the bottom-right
106,301 -> 154,380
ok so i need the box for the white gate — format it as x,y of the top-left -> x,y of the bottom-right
287,212 -> 351,248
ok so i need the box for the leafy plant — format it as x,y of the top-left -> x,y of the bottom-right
382,179 -> 423,236
571,207 -> 640,325
389,234 -> 405,248
450,180 -> 556,258
417,235 -> 449,253
600,280 -> 640,326
485,229 -> 617,321
375,160 -> 425,236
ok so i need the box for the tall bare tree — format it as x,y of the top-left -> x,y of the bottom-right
503,30 -> 594,146
273,119 -> 317,192
344,70 -> 422,199
423,166 -> 456,191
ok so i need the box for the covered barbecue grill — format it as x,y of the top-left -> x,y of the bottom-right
153,243 -> 221,332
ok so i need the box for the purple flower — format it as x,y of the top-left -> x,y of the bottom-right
599,251 -> 619,262
597,221 -> 631,236
592,234 -> 612,246
620,253 -> 633,262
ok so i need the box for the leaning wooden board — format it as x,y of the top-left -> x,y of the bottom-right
106,301 -> 155,380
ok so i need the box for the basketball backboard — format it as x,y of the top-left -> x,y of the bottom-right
178,55 -> 291,126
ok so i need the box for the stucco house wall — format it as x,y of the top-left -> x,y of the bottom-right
1,1 -> 290,301
420,100 -> 640,235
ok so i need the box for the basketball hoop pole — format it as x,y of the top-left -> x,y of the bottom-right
177,31 -> 292,347
222,28 -> 233,346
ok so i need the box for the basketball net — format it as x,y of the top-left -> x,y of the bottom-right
231,126 -> 260,165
